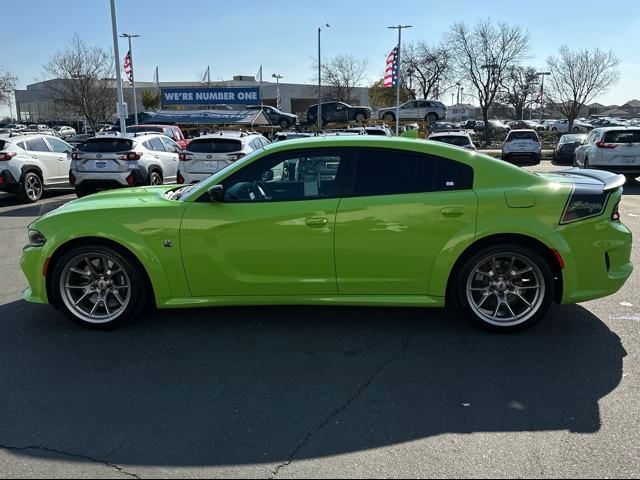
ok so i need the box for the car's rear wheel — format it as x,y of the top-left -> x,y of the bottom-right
573,127 -> 581,133
383,113 -> 395,123
355,112 -> 366,123
453,244 -> 554,332
551,127 -> 558,132
19,171 -> 43,203
51,245 -> 149,329
279,119 -> 290,129
149,170 -> 163,186
427,113 -> 438,124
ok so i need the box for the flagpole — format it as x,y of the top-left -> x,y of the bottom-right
207,66 -> 211,88
155,66 -> 161,110
120,33 -> 140,125
388,25 -> 412,136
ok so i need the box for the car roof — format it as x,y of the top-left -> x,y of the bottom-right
195,132 -> 263,140
508,129 -> 538,134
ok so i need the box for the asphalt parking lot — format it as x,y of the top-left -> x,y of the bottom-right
0,164 -> 639,478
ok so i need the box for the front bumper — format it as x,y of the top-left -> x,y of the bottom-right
549,218 -> 633,304
21,246 -> 48,304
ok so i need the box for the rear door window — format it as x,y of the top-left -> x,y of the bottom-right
25,138 -> 51,152
149,137 -> 166,152
79,139 -> 134,152
604,131 -> 640,144
351,148 -> 473,197
187,139 -> 242,153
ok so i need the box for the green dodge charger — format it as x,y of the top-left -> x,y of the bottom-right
20,136 -> 633,331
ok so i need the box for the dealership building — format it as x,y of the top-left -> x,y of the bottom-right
13,76 -> 370,124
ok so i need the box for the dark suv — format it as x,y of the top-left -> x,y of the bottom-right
306,102 -> 371,126
246,105 -> 298,129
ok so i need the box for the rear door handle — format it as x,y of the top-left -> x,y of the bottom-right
305,217 -> 329,228
441,207 -> 466,217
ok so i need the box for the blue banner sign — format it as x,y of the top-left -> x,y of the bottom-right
161,87 -> 261,106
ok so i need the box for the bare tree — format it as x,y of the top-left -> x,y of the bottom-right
0,68 -> 17,119
368,79 -> 412,110
318,55 -> 368,103
402,42 -> 451,100
43,34 -> 117,131
499,66 -> 539,120
447,20 -> 530,143
545,47 -> 620,131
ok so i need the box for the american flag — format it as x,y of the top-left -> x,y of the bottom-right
123,50 -> 133,86
383,46 -> 399,88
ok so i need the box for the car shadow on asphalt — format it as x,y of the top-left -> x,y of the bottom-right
0,300 -> 626,468
0,195 -> 72,218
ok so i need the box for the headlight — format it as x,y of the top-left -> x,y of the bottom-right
27,229 -> 47,247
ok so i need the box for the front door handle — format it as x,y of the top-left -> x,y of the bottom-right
305,217 -> 329,228
441,207 -> 465,217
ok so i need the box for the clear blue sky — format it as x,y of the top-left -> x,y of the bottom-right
2,0 -> 639,116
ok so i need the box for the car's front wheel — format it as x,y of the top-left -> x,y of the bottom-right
149,170 -> 163,186
453,244 -> 554,332
279,119 -> 290,129
427,113 -> 438,124
383,112 -> 395,123
355,112 -> 366,123
51,245 -> 149,329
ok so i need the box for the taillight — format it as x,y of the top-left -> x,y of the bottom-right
612,201 -> 621,222
178,152 -> 193,161
596,141 -> 617,149
0,152 -> 17,161
71,152 -> 81,160
120,152 -> 142,161
228,153 -> 246,162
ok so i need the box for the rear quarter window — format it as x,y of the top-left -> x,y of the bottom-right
79,139 -> 134,152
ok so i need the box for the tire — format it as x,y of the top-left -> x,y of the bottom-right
75,185 -> 97,198
355,112 -> 366,123
551,127 -> 558,132
427,113 -> 438,124
50,244 -> 150,330
383,113 -> 395,123
584,157 -> 590,169
573,127 -> 581,133
279,119 -> 290,129
149,170 -> 163,186
18,171 -> 44,203
452,244 -> 555,332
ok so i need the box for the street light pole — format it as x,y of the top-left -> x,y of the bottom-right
120,33 -> 140,125
272,74 -> 283,110
317,24 -> 330,131
536,71 -> 551,122
388,24 -> 412,136
109,0 -> 127,134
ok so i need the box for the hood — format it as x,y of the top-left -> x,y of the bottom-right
42,186 -> 176,218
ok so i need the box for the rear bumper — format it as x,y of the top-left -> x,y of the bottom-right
179,171 -> 213,185
588,164 -> 640,175
0,169 -> 20,192
548,218 -> 633,304
73,169 -> 148,189
502,152 -> 541,165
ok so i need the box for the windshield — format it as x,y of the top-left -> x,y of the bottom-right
79,138 -> 134,152
604,130 -> 640,143
431,135 -> 470,146
560,134 -> 586,144
508,131 -> 539,141
187,138 -> 243,153
180,147 -> 265,202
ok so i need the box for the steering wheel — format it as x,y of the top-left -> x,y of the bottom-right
253,181 -> 272,201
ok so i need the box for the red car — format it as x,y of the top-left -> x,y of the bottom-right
127,124 -> 189,149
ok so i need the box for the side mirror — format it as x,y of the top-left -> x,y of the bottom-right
208,184 -> 225,202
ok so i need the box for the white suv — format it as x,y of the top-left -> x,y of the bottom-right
70,133 -> 182,197
0,134 -> 73,203
501,129 -> 541,165
574,127 -> 640,181
177,132 -> 270,184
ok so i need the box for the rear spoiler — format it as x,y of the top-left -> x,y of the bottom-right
559,168 -> 626,192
